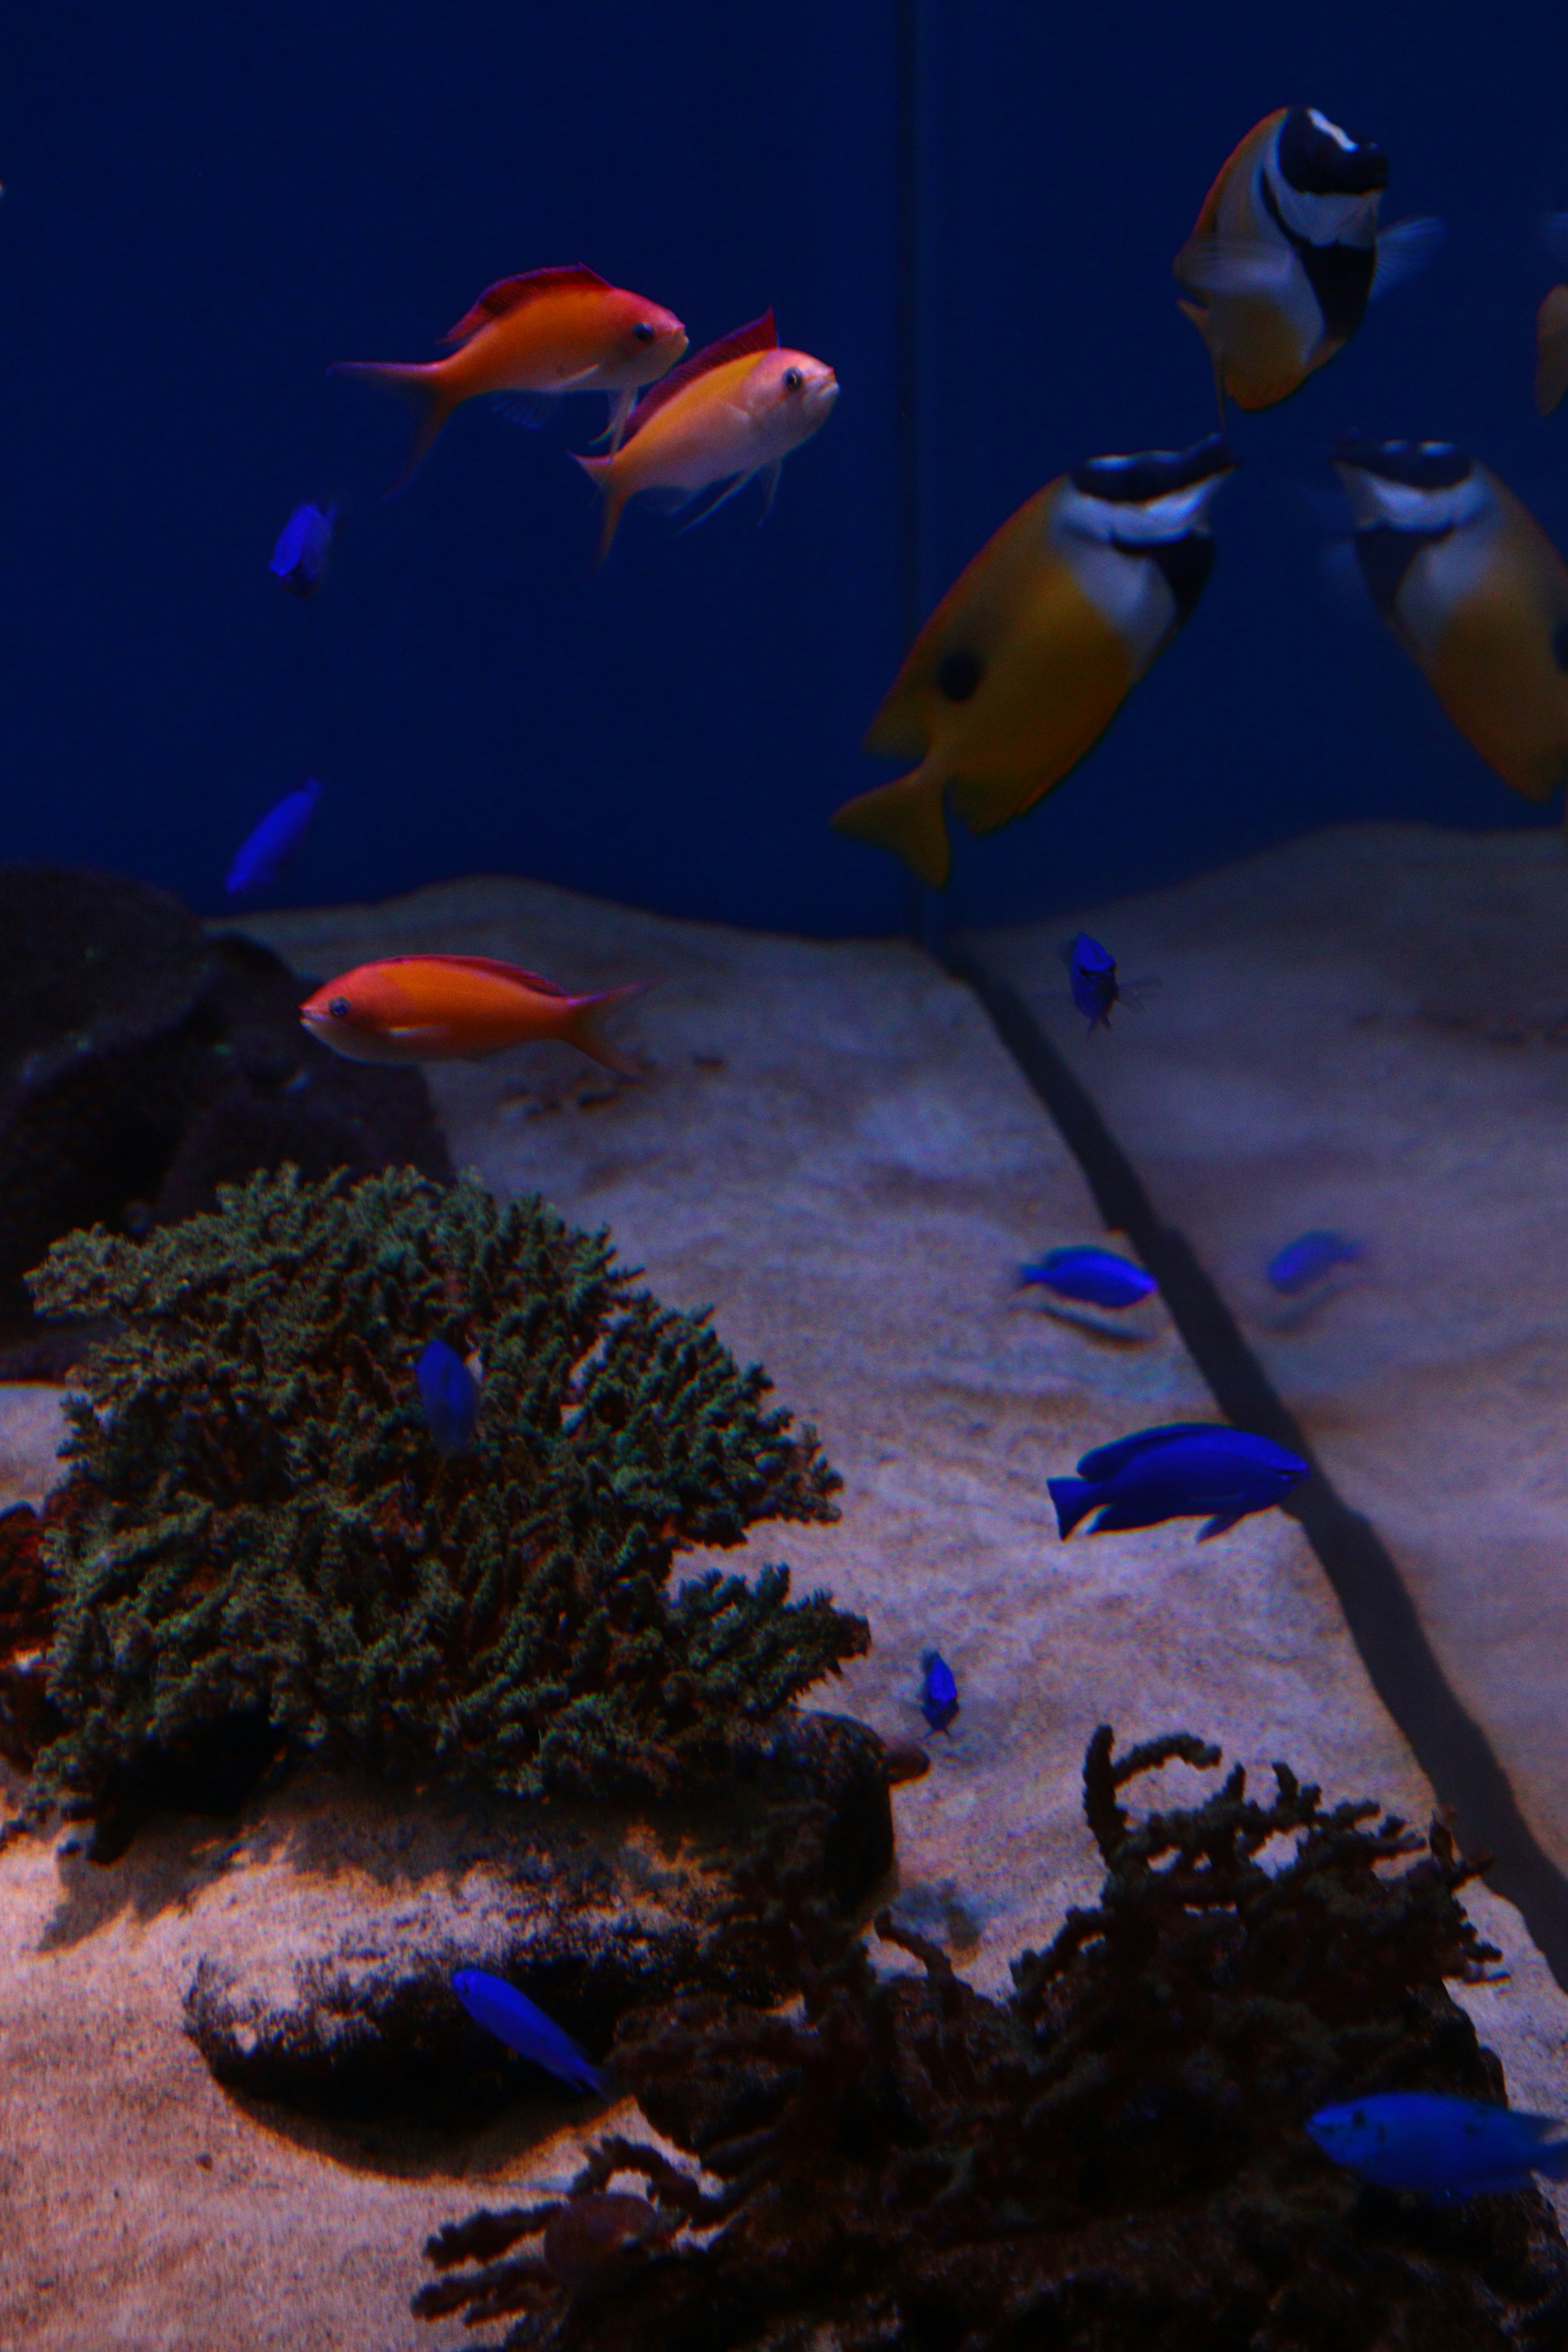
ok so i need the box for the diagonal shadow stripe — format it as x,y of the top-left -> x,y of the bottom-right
946,936 -> 1568,1992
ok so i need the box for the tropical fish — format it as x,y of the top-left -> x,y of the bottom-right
1174,106 -> 1442,412
225,779 -> 322,897
1307,2093 -> 1568,2199
298,954 -> 647,1074
1019,1246 -> 1156,1310
831,436 -> 1235,888
452,1969 -> 605,2095
1062,933 -> 1119,1031
416,1338 -> 479,1458
1536,286 -> 1568,418
574,311 -> 838,564
1267,1229 -> 1361,1295
331,263 -> 688,490
1331,437 -> 1568,805
919,1650 -> 959,1732
1049,1423 -> 1309,1541
269,499 -> 336,597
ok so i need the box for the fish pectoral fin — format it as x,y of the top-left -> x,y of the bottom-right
676,470 -> 757,533
591,387 -> 637,451
1371,216 -> 1445,300
1175,238 -> 1296,298
490,390 -> 558,429
756,459 -> 783,522
386,1024 -> 450,1043
638,484 -> 703,513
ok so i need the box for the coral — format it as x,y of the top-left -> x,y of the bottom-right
414,1726 -> 1568,2352
17,1165 -> 859,1843
0,863 -> 449,1358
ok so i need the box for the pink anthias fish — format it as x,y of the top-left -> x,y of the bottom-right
575,311 -> 838,563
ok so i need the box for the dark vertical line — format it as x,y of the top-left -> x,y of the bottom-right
945,934 -> 1568,1994
893,0 -> 946,958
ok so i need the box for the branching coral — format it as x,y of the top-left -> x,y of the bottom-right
414,1726 -> 1568,2351
17,1165 -> 860,1831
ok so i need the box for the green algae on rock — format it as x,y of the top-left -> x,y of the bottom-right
413,1727 -> 1568,2351
21,1165 -> 859,1830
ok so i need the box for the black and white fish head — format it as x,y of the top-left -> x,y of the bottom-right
1264,107 -> 1388,252
1052,434 -> 1238,671
1329,438 -> 1497,636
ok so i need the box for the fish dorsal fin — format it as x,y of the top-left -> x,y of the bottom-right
620,310 -> 779,445
1075,1423 -> 1226,1483
388,953 -> 572,998
441,263 -> 612,346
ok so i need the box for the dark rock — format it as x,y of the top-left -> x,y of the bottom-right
0,864 -> 452,1337
180,1713 -> 894,2125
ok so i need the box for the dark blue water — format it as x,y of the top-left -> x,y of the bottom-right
4,3 -> 1566,934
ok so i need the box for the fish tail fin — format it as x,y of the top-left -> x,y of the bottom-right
1047,1477 -> 1100,1539
830,769 -> 952,889
563,982 -> 651,1077
329,361 -> 456,493
1534,2138 -> 1568,2180
574,453 -> 624,566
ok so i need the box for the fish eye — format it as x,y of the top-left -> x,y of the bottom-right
783,366 -> 803,391
633,321 -> 656,343
327,996 -> 350,1019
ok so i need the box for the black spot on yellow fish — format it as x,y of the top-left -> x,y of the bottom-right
938,649 -> 984,702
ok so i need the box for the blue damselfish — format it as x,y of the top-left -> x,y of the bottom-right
1267,1230 -> 1361,1295
1049,1422 -> 1309,1541
225,779 -> 322,898
920,1649 -> 959,1731
416,1337 -> 481,1458
1060,932 -> 1120,1031
452,1969 -> 605,2095
1307,2092 -> 1568,2199
269,498 -> 337,597
1018,1246 -> 1157,1310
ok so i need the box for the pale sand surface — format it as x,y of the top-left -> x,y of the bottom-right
976,822 -> 1568,1886
2,865 -> 1564,2349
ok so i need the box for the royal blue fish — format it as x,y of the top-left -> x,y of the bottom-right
416,1337 -> 480,1458
1307,2092 -> 1568,2199
1049,1422 -> 1309,1541
1267,1230 -> 1361,1296
1060,932 -> 1120,1031
920,1649 -> 959,1732
452,1969 -> 605,2096
224,778 -> 322,898
269,498 -> 337,597
1018,1247 -> 1157,1310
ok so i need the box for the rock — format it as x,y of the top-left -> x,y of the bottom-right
179,1713 -> 892,2122
0,866 -> 452,1354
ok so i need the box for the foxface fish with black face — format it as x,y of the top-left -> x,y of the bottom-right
1331,436 -> 1568,806
831,435 -> 1236,888
1174,106 -> 1441,412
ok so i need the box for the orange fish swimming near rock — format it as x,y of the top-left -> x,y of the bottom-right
575,311 -> 839,564
330,264 -> 688,491
299,955 -> 648,1074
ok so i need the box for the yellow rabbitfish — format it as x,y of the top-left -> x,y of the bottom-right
831,434 -> 1237,888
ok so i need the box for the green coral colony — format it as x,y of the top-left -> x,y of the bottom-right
18,1164 -> 862,1826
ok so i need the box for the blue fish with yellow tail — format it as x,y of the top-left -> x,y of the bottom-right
452,1969 -> 606,2096
1049,1422 -> 1308,1541
1307,2092 -> 1568,2199
1019,1246 -> 1156,1310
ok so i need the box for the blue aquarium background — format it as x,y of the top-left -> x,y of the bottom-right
4,0 -> 1568,934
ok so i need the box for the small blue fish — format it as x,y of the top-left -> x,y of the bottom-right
1060,932 -> 1120,1031
1018,1247 -> 1157,1311
1307,2092 -> 1568,2199
452,1969 -> 605,2096
1049,1422 -> 1309,1541
269,498 -> 337,597
224,779 -> 322,898
1267,1230 -> 1362,1296
416,1337 -> 480,1458
920,1649 -> 959,1732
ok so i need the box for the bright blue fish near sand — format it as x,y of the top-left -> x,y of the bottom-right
920,1649 -> 959,1732
224,779 -> 322,897
452,1969 -> 605,2095
1060,933 -> 1120,1031
416,1338 -> 480,1458
1267,1230 -> 1362,1296
269,499 -> 337,597
1049,1422 -> 1309,1541
1307,2092 -> 1568,2199
1019,1247 -> 1156,1310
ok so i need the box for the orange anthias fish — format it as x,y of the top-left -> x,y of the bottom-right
575,311 -> 839,564
299,955 -> 648,1075
330,263 -> 688,490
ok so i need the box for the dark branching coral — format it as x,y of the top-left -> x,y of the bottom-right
16,1165 -> 859,1839
414,1727 -> 1568,2352
0,863 -> 449,1363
